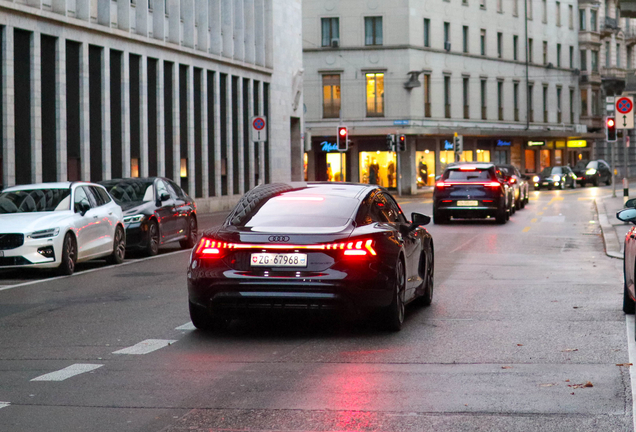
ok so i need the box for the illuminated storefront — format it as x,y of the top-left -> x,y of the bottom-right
359,151 -> 396,188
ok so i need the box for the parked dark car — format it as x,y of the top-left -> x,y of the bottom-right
433,162 -> 511,224
99,177 -> 198,256
573,159 -> 612,187
617,199 -> 636,323
532,166 -> 577,190
499,164 -> 530,210
187,182 -> 434,332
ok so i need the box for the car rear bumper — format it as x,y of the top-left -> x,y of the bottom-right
434,199 -> 502,219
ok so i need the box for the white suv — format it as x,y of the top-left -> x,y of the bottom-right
0,182 -> 126,275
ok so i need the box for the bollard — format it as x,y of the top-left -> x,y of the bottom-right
624,177 -> 629,205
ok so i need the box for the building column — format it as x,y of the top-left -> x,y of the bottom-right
254,0 -> 265,66
256,80 -> 265,184
2,26 -> 15,188
101,47 -> 111,180
167,0 -> 180,45
187,65 -> 195,195
172,61 -> 181,181
213,73 -> 222,196
221,0 -> 234,58
201,69 -> 209,198
136,0 -> 149,37
55,36 -> 67,181
97,0 -> 111,27
233,0 -> 245,61
79,42 -> 90,180
156,59 -> 165,176
140,55 -> 149,177
237,77 -> 245,195
210,0 -> 222,55
31,31 -> 42,183
153,0 -> 166,41
247,79 -> 255,190
182,0 -> 195,49
244,0 -> 255,64
122,51 -> 131,177
196,0 -> 210,53
226,75 -> 234,195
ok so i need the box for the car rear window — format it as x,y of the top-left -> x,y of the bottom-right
443,169 -> 492,181
237,195 -> 359,230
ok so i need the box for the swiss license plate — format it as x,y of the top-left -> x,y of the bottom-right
457,200 -> 478,206
251,253 -> 307,267
542,182 -> 549,186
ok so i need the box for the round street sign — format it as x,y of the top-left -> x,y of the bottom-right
253,117 -> 265,131
616,97 -> 633,114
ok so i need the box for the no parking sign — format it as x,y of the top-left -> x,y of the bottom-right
616,97 -> 634,129
250,116 -> 267,142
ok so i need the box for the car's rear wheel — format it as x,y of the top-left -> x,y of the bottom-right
189,301 -> 230,331
624,283 -> 635,314
593,177 -> 599,187
180,216 -> 198,249
145,220 -> 160,256
570,179 -> 576,189
580,181 -> 586,187
384,258 -> 406,331
606,176 -> 612,186
106,226 -> 126,264
57,233 -> 76,276
418,246 -> 434,306
495,206 -> 507,224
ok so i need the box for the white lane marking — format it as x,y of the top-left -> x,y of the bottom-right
31,363 -> 103,382
626,315 -> 636,432
0,402 -> 10,409
0,249 -> 190,293
175,322 -> 196,331
112,339 -> 177,355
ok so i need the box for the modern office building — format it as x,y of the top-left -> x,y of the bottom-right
303,0 -> 598,193
0,0 -> 303,212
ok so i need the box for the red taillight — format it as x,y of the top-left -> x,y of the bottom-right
510,178 -> 517,184
486,182 -> 501,187
194,238 -> 227,258
436,181 -> 446,188
326,239 -> 377,257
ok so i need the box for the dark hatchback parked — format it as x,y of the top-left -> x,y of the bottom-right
573,159 -> 612,187
187,182 -> 435,331
433,162 -> 511,224
99,177 -> 198,256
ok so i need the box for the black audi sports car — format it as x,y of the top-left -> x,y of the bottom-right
99,177 -> 198,256
532,166 -> 577,190
187,182 -> 435,331
433,162 -> 512,224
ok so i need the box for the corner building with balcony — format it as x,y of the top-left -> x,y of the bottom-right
303,0 -> 597,192
0,0 -> 304,212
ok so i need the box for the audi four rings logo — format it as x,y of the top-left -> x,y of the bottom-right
268,236 -> 290,242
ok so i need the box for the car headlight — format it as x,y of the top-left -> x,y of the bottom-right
29,227 -> 60,239
586,168 -> 597,175
123,214 -> 145,224
533,176 -> 540,182
552,175 -> 561,181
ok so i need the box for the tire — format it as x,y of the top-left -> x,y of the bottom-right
383,258 -> 406,331
624,283 -> 635,314
520,192 -> 526,209
417,245 -> 434,307
593,177 -> 599,187
106,226 -> 126,265
606,176 -> 612,186
57,233 -> 77,276
580,181 -> 586,187
145,220 -> 160,256
180,216 -> 198,249
496,206 -> 507,224
433,208 -> 449,224
570,179 -> 576,189
559,181 -> 565,190
189,301 -> 230,331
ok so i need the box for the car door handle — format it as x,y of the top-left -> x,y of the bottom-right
108,212 -> 113,215
93,215 -> 98,219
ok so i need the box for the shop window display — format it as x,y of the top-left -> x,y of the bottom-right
439,150 -> 474,172
416,150 -> 436,187
326,153 -> 346,182
359,151 -> 396,187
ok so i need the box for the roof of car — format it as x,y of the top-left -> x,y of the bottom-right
2,181 -> 76,192
446,162 -> 495,169
294,182 -> 378,199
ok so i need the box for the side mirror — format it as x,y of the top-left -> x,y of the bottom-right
160,193 -> 171,202
626,198 -> 636,209
411,212 -> 431,227
75,201 -> 90,216
617,208 -> 636,223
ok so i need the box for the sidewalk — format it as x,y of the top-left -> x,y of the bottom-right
597,181 -> 636,260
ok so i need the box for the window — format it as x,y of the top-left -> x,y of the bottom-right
606,41 -> 610,67
580,89 -> 588,116
579,9 -> 586,31
513,0 -> 518,16
528,38 -> 533,63
591,50 -> 598,71
543,41 -> 548,65
569,46 -> 574,68
556,1 -> 561,26
444,22 -> 450,47
321,18 -> 339,47
617,44 -> 621,67
592,89 -> 600,116
580,49 -> 587,71
322,74 -> 341,119
497,32 -> 503,58
424,19 -> 430,47
569,5 -> 573,29
528,0 -> 533,19
542,0 -> 547,22
481,29 -> 486,55
497,81 -> 503,120
570,88 -> 574,123
365,17 -> 383,46
481,79 -> 487,120
513,35 -> 518,60
557,44 -> 561,67
557,87 -> 562,122
514,81 -> 520,121
366,73 -> 384,117
444,75 -> 451,118
463,77 -> 470,119
480,0 -> 486,9
590,10 -> 597,31
528,83 -> 534,122
497,0 -> 502,13
424,74 -> 431,117
629,47 -> 633,70
463,26 -> 469,53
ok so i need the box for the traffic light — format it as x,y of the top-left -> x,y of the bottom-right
397,135 -> 406,152
454,134 -> 464,153
606,117 -> 617,142
386,134 -> 396,151
337,126 -> 348,151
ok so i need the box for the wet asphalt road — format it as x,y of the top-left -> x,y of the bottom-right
0,186 -> 632,432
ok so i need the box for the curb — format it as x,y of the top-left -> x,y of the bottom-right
595,197 -> 624,260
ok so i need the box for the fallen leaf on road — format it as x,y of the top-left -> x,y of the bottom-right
540,383 -> 556,387
571,392 -> 575,395
565,379 -> 570,382
501,366 -> 513,369
616,363 -> 633,367
562,348 -> 578,352
573,306 -> 580,309
568,381 -> 593,389
517,344 -> 523,347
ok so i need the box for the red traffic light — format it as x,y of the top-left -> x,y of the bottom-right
399,135 -> 405,142
338,127 -> 348,137
607,118 -> 615,127
337,127 -> 348,150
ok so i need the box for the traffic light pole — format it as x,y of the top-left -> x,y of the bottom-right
397,150 -> 402,197
612,136 -> 617,198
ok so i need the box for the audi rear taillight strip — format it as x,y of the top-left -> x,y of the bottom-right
436,181 -> 501,188
194,238 -> 377,256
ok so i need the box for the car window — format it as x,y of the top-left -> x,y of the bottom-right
0,188 -> 71,213
74,187 -> 91,213
444,168 -> 492,181
88,186 -> 105,207
82,186 -> 98,208
382,193 -> 407,224
354,192 -> 376,226
94,186 -> 112,204
164,182 -> 180,200
167,179 -> 187,199
156,180 -> 169,200
586,161 -> 599,169
370,195 -> 389,223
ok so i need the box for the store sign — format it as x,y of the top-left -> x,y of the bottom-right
320,141 -> 339,152
393,120 -> 409,126
496,140 -> 511,147
567,140 -> 587,148
443,140 -> 454,150
528,140 -> 545,146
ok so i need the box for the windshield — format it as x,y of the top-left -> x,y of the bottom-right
540,167 -> 562,176
102,180 -> 154,204
586,161 -> 599,169
443,169 -> 492,181
234,194 -> 359,230
0,189 -> 71,213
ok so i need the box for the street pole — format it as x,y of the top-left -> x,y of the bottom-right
397,150 -> 402,197
625,132 -> 629,203
612,136 -> 617,198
